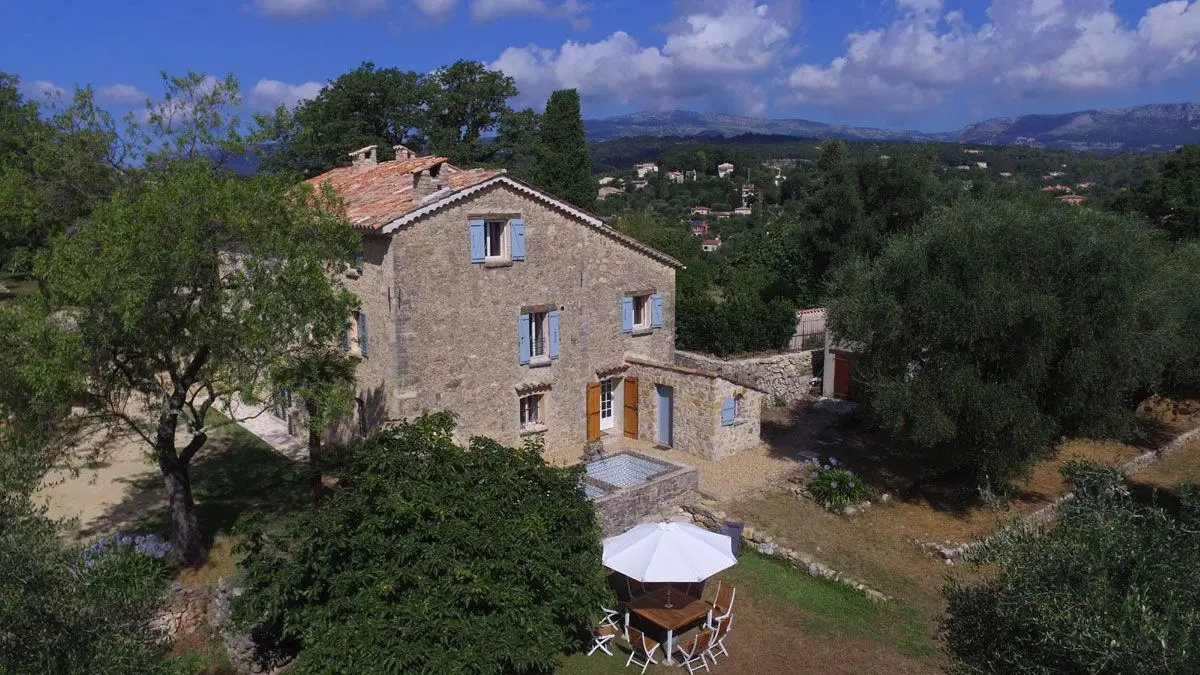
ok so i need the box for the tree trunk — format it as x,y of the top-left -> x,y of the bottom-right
307,401 -> 323,506
156,403 -> 207,566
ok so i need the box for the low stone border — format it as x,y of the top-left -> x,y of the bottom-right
650,499 -> 892,603
915,424 -> 1200,563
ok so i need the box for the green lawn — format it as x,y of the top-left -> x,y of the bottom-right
557,550 -> 941,675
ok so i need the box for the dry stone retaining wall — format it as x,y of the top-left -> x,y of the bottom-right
675,350 -> 815,404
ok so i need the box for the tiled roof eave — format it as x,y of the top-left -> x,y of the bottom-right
381,175 -> 683,269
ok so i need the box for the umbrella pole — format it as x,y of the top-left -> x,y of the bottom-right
664,583 -> 673,609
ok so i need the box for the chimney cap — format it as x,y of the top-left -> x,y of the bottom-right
348,145 -> 378,167
393,144 -> 418,160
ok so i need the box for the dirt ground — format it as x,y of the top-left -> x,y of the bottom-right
35,430 -> 163,539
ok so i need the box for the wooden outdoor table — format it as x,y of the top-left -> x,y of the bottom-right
624,586 -> 712,664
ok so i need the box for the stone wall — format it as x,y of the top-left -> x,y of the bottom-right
627,356 -> 762,461
591,454 -> 699,536
344,179 -> 678,461
675,350 -> 815,404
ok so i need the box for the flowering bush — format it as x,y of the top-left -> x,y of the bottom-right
81,533 -> 172,570
805,457 -> 869,510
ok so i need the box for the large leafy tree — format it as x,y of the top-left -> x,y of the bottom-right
263,60 -> 527,175
530,88 -> 595,210
828,198 -> 1185,488
233,412 -> 612,675
944,463 -> 1200,674
259,62 -> 428,177
0,73 -> 123,276
1123,146 -> 1200,241
3,73 -> 358,564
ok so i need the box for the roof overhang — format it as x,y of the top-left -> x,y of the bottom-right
381,175 -> 683,269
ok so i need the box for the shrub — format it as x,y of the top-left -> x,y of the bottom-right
806,457 -> 868,510
232,412 -> 612,675
0,498 -> 171,674
943,463 -> 1200,674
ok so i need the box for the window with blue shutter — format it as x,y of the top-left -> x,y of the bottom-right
548,310 -> 560,359
720,396 -> 736,426
469,219 -> 486,263
620,296 -> 634,333
518,313 -> 531,365
510,219 -> 526,261
651,293 -> 663,328
358,312 -> 369,359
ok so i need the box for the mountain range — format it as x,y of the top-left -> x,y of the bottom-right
583,104 -> 1200,153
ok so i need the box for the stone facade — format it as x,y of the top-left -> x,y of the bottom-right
343,178 -> 676,462
626,355 -> 762,461
675,350 -> 816,404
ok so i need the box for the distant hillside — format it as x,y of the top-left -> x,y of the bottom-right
584,104 -> 1200,153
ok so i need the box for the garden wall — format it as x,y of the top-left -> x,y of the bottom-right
675,349 -> 815,403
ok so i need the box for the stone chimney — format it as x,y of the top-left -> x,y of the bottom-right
348,145 -> 378,168
412,163 -> 444,202
393,144 -> 417,161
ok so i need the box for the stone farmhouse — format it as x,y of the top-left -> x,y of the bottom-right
306,145 -> 762,465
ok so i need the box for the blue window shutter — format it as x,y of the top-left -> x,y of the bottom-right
518,314 -> 531,365
548,310 -> 560,359
469,219 -> 485,263
621,296 -> 634,333
510,219 -> 526,261
358,312 -> 369,359
651,293 -> 663,328
720,397 -> 735,426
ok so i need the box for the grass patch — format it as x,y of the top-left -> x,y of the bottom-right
174,536 -> 242,586
729,550 -> 937,661
169,628 -> 238,675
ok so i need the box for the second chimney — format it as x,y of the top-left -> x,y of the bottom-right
393,144 -> 417,161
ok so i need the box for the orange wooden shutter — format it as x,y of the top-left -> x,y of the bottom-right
587,382 -> 601,441
623,376 -> 639,439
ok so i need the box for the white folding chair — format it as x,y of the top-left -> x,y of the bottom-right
706,613 -> 732,663
600,605 -> 621,630
588,623 -> 620,656
675,628 -> 713,674
625,626 -> 661,674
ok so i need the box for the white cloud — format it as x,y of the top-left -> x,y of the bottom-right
21,79 -> 65,101
490,0 -> 793,114
97,84 -> 149,105
467,0 -> 588,28
785,0 -> 1200,115
253,0 -> 386,20
248,78 -> 324,110
411,0 -> 459,21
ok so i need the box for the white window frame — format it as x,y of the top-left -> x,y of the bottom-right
529,311 -> 548,359
599,378 -> 617,431
631,295 -> 650,330
520,393 -> 544,430
484,220 -> 509,261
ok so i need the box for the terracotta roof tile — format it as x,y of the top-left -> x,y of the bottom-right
306,156 -> 502,231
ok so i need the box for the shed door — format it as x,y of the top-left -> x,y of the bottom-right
587,382 -> 601,440
623,377 -> 639,439
833,352 -> 853,400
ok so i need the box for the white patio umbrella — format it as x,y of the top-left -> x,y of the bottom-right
603,521 -> 737,599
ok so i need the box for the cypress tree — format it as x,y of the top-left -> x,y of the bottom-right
530,89 -> 595,211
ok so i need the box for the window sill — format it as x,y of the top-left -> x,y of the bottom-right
483,258 -> 513,268
528,355 -> 552,368
630,327 -> 655,337
520,424 -> 548,437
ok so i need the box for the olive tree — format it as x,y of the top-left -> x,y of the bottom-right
7,73 -> 358,564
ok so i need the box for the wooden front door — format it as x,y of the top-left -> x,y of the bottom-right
623,377 -> 639,439
587,381 -> 601,441
833,352 -> 853,400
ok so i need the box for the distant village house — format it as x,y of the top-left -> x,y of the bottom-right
701,238 -> 722,252
717,162 -> 735,178
634,162 -> 659,178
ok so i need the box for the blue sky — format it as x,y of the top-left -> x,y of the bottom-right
3,0 -> 1199,132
